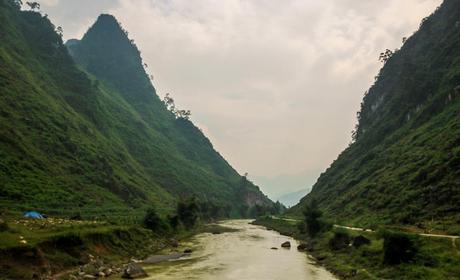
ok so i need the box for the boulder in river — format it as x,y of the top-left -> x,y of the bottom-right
184,248 -> 193,254
170,238 -> 179,247
271,247 -> 278,250
122,263 -> 148,279
144,252 -> 185,264
281,241 -> 291,248
297,243 -> 308,251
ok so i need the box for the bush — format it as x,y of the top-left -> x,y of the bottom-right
383,231 -> 418,264
143,208 -> 166,232
302,199 -> 331,237
0,219 -> 9,232
177,199 -> 199,229
168,215 -> 179,231
329,230 -> 351,250
352,235 -> 371,248
297,221 -> 307,234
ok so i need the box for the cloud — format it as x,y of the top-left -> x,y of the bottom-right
39,0 -> 59,7
41,0 -> 442,195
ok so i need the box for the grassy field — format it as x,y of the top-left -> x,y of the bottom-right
254,217 -> 460,280
0,211 -> 175,279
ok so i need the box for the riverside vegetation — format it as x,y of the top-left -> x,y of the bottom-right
255,201 -> 460,280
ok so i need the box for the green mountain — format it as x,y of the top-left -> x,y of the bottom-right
291,0 -> 460,233
0,0 -> 271,219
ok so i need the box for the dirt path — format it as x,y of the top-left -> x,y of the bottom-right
271,216 -> 459,248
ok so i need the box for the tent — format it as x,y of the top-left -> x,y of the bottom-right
23,211 -> 44,219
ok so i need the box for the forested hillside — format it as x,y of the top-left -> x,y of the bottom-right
292,0 -> 460,233
0,0 -> 271,219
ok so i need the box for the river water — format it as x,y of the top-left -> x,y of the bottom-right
140,220 -> 337,280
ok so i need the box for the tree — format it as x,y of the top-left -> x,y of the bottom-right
56,26 -> 63,38
379,49 -> 394,64
302,199 -> 323,237
167,215 -> 179,231
162,93 -> 192,120
143,208 -> 165,232
177,198 -> 199,229
26,1 -> 40,10
13,0 -> 22,8
383,231 -> 418,264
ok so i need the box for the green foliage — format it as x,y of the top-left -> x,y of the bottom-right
328,229 -> 351,251
256,217 -> 460,280
291,0 -> 460,233
143,208 -> 167,232
383,231 -> 418,265
302,199 -> 326,237
0,220 -> 9,232
177,199 -> 199,229
167,215 -> 179,231
0,0 -> 272,218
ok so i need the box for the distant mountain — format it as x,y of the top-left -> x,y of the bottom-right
277,189 -> 310,208
0,1 -> 272,218
291,0 -> 460,233
254,169 -> 320,200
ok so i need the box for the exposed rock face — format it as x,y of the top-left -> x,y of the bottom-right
122,263 -> 148,279
352,235 -> 371,248
281,241 -> 291,248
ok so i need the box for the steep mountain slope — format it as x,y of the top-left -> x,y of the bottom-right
0,0 -> 271,219
292,0 -> 460,233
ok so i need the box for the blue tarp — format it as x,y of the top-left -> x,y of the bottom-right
23,211 -> 44,219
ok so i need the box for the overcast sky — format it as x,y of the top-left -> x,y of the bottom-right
38,0 -> 442,199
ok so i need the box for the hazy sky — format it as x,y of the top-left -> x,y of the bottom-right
38,0 -> 442,199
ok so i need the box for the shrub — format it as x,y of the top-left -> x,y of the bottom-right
297,221 -> 307,234
352,235 -> 371,248
0,219 -> 9,232
168,215 -> 179,231
383,231 -> 418,264
143,208 -> 166,232
302,199 -> 331,237
329,230 -> 351,250
177,199 -> 199,229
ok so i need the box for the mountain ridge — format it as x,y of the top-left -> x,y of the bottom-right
291,0 -> 460,233
0,0 -> 272,219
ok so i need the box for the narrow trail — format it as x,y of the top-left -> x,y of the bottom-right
271,216 -> 459,248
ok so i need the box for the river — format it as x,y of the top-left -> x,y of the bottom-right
136,220 -> 337,280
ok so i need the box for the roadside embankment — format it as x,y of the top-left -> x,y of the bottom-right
253,216 -> 460,280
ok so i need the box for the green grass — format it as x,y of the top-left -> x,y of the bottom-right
255,217 -> 460,280
0,215 -> 160,279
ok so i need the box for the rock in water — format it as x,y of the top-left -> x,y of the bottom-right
281,241 -> 291,248
122,263 -> 148,279
297,243 -> 308,251
183,248 -> 193,254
